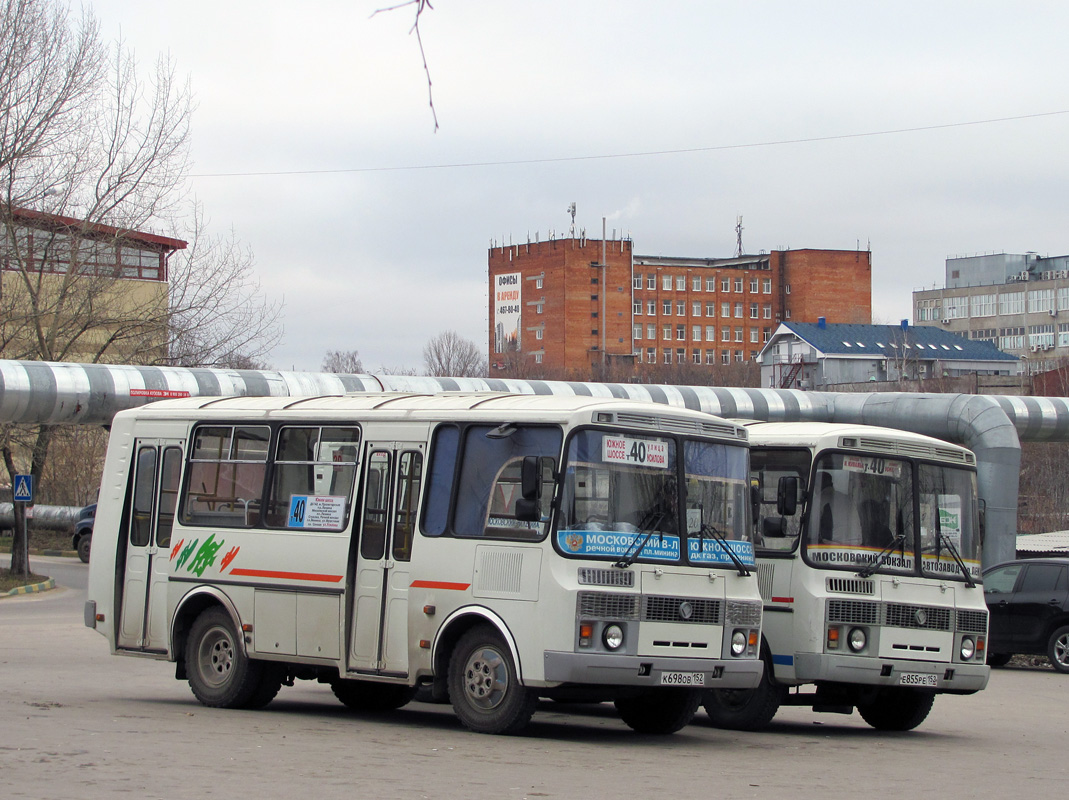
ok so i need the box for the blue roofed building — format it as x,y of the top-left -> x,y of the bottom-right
758,318 -> 1020,389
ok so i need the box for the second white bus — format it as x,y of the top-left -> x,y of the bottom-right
85,392 -> 764,735
702,421 -> 990,731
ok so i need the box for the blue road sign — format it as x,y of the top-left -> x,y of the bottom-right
13,474 -> 33,503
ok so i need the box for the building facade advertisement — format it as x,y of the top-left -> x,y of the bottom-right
494,272 -> 522,353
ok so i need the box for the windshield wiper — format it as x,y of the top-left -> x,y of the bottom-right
613,509 -> 668,568
937,532 -> 976,588
698,523 -> 751,577
857,533 -> 906,579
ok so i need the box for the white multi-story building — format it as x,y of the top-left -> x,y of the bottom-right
913,253 -> 1069,373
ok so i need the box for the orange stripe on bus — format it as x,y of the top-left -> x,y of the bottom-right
229,568 -> 343,583
410,580 -> 471,591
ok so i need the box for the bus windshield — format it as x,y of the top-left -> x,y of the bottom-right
556,429 -> 754,567
805,452 -> 914,575
918,464 -> 981,581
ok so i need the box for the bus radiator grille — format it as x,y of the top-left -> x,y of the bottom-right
956,609 -> 988,634
643,596 -> 722,625
827,599 -> 880,625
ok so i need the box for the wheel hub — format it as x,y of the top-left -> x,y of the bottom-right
462,647 -> 507,710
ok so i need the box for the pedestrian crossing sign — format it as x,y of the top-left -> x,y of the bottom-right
13,474 -> 33,503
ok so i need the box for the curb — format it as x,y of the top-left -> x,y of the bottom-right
1,577 -> 56,598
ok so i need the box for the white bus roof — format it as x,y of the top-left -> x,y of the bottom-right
737,420 -> 975,465
113,392 -> 749,441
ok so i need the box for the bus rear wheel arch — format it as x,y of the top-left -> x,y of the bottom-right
185,607 -> 283,709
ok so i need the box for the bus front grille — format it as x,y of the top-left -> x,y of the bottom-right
643,596 -> 722,625
884,603 -> 951,631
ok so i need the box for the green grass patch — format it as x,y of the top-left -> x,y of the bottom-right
0,568 -> 50,593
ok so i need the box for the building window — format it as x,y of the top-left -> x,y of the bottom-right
676,348 -> 685,363
750,328 -> 759,343
676,300 -> 685,316
692,349 -> 701,364
663,348 -> 672,364
705,325 -> 716,341
536,303 -> 544,314
734,303 -> 743,318
734,278 -> 743,292
1028,289 -> 1055,314
706,277 -> 716,291
763,304 -> 772,319
763,327 -> 771,342
676,276 -> 686,291
999,291 -> 1024,315
535,329 -> 543,340
535,277 -> 543,289
721,328 -> 731,342
633,325 -> 642,340
692,301 -> 702,316
971,293 -> 997,317
762,278 -> 771,294
676,324 -> 686,340
785,309 -> 791,319
633,300 -> 642,314
647,324 -> 655,339
944,296 -> 968,319
750,278 -> 758,293
663,275 -> 673,291
785,284 -> 791,294
749,350 -> 758,360
633,274 -> 643,290
706,302 -> 716,316
722,350 -> 730,365
648,300 -> 656,315
692,276 -> 702,291
705,350 -> 716,365
722,278 -> 730,292
663,300 -> 672,315
692,325 -> 701,341
750,303 -> 759,319
663,325 -> 672,340
721,302 -> 731,318
534,352 -> 543,363
734,327 -> 743,342
646,347 -> 656,362
735,350 -> 744,362
647,275 -> 656,290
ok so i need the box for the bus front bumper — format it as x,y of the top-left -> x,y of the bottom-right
793,653 -> 990,692
542,651 -> 764,690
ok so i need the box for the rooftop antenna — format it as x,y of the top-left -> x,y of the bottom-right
735,215 -> 744,258
567,202 -> 576,237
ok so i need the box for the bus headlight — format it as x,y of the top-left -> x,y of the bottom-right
731,630 -> 748,656
847,627 -> 867,653
603,624 -> 625,650
960,636 -> 976,661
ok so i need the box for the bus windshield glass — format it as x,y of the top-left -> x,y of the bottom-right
556,429 -> 754,567
918,464 -> 981,581
805,452 -> 914,575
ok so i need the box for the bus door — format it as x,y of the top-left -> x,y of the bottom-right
118,440 -> 183,652
349,442 -> 425,676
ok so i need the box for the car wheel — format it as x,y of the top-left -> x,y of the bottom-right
76,534 -> 92,563
1047,625 -> 1069,674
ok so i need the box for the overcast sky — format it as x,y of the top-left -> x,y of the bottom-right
87,0 -> 1069,373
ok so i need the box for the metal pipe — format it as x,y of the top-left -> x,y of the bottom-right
0,359 -> 1048,566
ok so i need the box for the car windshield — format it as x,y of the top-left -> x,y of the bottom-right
918,464 -> 981,582
556,429 -> 754,567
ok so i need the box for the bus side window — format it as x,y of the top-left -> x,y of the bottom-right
392,451 -> 423,561
360,451 -> 392,560
422,425 -> 460,537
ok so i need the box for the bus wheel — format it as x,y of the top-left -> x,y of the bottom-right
703,675 -> 785,731
857,688 -> 935,731
187,607 -> 277,709
448,626 -> 537,735
332,679 -> 416,712
614,689 -> 702,734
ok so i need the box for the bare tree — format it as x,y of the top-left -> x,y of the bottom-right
0,0 -> 279,575
322,349 -> 364,374
423,330 -> 485,377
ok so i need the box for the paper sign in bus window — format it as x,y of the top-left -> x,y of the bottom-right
288,495 -> 346,530
602,436 -> 668,469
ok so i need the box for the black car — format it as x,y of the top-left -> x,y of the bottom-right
71,503 -> 95,563
983,557 -> 1069,673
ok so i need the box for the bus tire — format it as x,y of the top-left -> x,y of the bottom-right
448,625 -> 537,735
332,679 -> 417,712
614,689 -> 702,734
856,688 -> 935,731
186,607 -> 274,709
703,672 -> 785,731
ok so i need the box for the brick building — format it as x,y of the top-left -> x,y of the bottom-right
488,236 -> 871,375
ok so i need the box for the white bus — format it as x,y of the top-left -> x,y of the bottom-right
702,422 -> 989,731
85,392 -> 763,735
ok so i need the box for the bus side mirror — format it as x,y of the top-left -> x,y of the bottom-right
777,476 -> 798,516
515,456 -> 543,522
